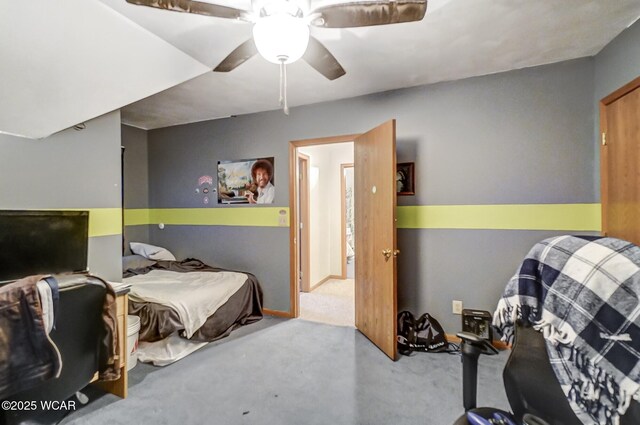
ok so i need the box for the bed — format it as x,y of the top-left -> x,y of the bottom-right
122,248 -> 263,365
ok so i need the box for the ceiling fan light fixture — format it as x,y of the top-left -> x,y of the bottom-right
253,13 -> 310,64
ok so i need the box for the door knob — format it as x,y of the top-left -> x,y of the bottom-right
382,249 -> 392,260
393,249 -> 400,257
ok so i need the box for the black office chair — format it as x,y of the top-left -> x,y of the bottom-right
2,276 -> 107,425
453,324 -> 640,425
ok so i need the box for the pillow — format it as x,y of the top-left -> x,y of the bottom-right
122,254 -> 156,272
129,242 -> 177,261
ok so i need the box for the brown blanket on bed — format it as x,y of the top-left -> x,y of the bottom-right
124,259 -> 263,343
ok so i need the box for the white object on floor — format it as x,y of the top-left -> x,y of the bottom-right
127,315 -> 141,371
136,333 -> 207,366
124,270 -> 247,338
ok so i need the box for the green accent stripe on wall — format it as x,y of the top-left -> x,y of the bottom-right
397,204 -> 601,231
124,204 -> 600,231
123,209 -> 150,226
87,208 -> 122,237
125,208 -> 290,228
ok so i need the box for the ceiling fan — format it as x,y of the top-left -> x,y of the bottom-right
125,0 -> 428,113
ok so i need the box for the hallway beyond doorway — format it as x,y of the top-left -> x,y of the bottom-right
299,279 -> 354,327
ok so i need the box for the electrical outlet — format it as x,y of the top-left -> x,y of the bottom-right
452,300 -> 463,315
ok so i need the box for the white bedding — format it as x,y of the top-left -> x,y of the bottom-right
124,269 -> 247,338
137,333 -> 207,366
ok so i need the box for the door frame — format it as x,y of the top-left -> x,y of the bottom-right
288,133 -> 360,317
599,75 -> 640,236
297,152 -> 311,292
340,163 -> 354,280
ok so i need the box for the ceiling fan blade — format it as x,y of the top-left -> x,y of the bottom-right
125,0 -> 252,21
213,38 -> 258,73
302,36 -> 346,81
309,1 -> 427,28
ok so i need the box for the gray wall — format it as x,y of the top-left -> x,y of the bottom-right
0,111 -> 122,281
146,119 -> 293,310
122,124 -> 150,248
594,21 -> 640,103
592,21 -> 640,197
122,124 -> 149,209
145,57 -> 600,330
149,225 -> 289,309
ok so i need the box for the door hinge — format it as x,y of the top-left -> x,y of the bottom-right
602,132 -> 607,146
300,222 -> 304,229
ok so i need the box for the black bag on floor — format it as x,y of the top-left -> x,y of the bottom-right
397,311 -> 453,355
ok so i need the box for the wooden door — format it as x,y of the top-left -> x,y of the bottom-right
354,120 -> 398,360
601,78 -> 640,244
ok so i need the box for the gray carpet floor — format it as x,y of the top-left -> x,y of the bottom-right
62,318 -> 510,425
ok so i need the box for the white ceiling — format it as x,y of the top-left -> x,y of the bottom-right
3,1 -> 640,138
0,0 -> 210,139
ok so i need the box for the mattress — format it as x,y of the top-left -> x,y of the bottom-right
123,258 -> 263,343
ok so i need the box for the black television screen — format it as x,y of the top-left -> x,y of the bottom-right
0,210 -> 89,283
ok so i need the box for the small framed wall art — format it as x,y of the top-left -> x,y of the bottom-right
396,162 -> 415,196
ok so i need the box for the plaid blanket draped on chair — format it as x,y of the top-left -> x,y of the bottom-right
493,235 -> 640,425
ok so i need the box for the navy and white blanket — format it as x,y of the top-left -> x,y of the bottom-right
493,235 -> 640,425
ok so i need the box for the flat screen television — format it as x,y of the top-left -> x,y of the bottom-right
0,210 -> 89,284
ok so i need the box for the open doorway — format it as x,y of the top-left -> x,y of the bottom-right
289,121 -> 398,359
294,142 -> 355,327
289,119 -> 400,360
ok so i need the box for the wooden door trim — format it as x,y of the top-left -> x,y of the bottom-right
289,134 -> 360,318
298,153 -> 311,292
341,163 -> 354,280
600,101 -> 609,236
290,134 -> 361,147
599,76 -> 640,237
601,76 -> 640,105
